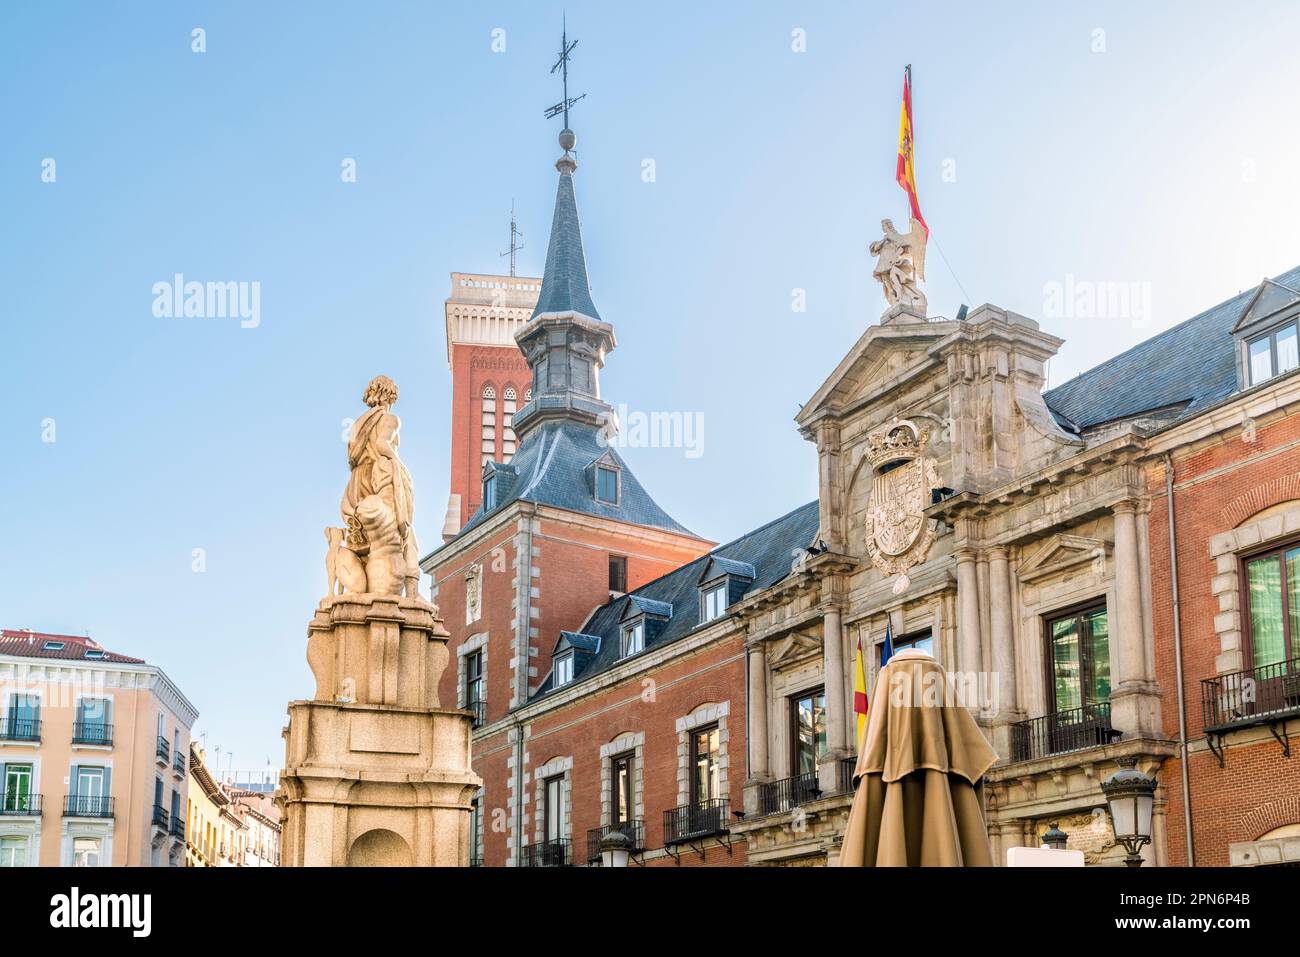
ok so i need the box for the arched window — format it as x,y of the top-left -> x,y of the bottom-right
481,385 -> 496,466
503,387 -> 517,459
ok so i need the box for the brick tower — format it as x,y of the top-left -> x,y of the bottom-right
441,272 -> 541,540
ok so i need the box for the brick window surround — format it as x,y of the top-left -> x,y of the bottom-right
599,732 -> 645,827
675,702 -> 730,806
1209,501 -> 1300,674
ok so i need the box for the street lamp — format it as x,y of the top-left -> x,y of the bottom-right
599,830 -> 631,868
1040,823 -> 1068,851
1101,756 -> 1156,867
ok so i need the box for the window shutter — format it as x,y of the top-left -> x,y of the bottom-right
102,766 -> 112,801
0,763 -> 6,800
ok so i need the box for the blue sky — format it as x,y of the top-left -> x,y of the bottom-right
4,1 -> 1300,772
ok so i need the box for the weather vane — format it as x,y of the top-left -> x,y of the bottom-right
544,16 -> 586,152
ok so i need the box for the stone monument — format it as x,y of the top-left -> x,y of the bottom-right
870,216 -> 928,321
278,376 -> 481,866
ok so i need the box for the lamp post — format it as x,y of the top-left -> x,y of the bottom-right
599,830 -> 631,868
1101,756 -> 1157,867
1040,823 -> 1068,852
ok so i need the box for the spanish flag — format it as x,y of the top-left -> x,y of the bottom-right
853,634 -> 870,746
895,64 -> 928,237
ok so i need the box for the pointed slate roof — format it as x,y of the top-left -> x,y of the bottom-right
531,167 -> 602,321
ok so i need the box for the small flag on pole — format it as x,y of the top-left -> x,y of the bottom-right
881,620 -> 896,668
853,634 -> 870,747
895,64 -> 928,237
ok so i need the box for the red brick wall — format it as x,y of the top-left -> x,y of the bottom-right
1148,409 -> 1300,865
448,342 -> 531,528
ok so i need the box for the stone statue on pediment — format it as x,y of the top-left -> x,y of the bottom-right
870,218 -> 928,315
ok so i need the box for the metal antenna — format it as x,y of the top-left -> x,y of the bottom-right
544,16 -> 586,132
500,200 -> 525,277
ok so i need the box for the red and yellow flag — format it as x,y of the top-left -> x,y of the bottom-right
853,634 -> 870,746
895,65 -> 928,237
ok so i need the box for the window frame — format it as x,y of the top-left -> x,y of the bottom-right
552,653 -> 574,687
465,649 -> 485,707
543,774 -> 566,844
1041,600 -> 1111,717
1239,538 -> 1300,669
892,629 -> 934,657
608,554 -> 628,593
1246,319 -> 1300,386
789,687 -> 827,776
689,724 -> 721,806
610,751 -> 636,826
700,579 -> 728,623
621,620 -> 645,659
482,474 -> 496,511
596,465 -> 620,504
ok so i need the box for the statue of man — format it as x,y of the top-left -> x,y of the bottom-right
869,218 -> 927,313
340,376 -> 420,597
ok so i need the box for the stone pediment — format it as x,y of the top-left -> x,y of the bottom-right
797,321 -> 959,426
1232,278 -> 1300,335
1017,534 -> 1109,583
768,630 -> 822,669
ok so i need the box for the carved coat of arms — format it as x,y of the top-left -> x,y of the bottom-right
864,420 -> 940,594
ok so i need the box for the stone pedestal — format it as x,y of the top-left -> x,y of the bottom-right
279,594 -> 481,867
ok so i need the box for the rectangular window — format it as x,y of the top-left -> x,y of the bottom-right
544,775 -> 566,842
1248,322 -> 1300,385
1279,324 -> 1299,375
553,654 -> 574,686
611,752 -> 635,825
791,689 -> 828,775
622,621 -> 644,658
894,629 -> 934,656
596,466 -> 618,503
483,475 -> 496,510
702,582 -> 728,622
72,837 -> 100,868
1250,335 -> 1273,384
3,764 -> 32,813
1244,544 -> 1300,667
0,836 -> 27,867
690,725 -> 720,805
608,555 -> 627,593
1045,605 -> 1110,715
8,694 -> 39,737
465,650 -> 485,726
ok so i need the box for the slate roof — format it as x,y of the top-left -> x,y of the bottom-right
445,420 -> 702,544
0,629 -> 146,664
531,500 -> 821,699
1043,264 -> 1300,431
530,169 -> 602,321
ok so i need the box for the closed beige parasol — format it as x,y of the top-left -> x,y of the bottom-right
838,649 -> 997,866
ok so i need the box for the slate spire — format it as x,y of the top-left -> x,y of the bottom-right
530,156 -> 602,322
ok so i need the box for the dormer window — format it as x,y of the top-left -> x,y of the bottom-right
483,474 -> 497,511
596,465 -> 619,504
701,580 -> 728,623
1247,322 -> 1299,386
621,620 -> 645,658
41,641 -> 65,651
553,653 -> 574,687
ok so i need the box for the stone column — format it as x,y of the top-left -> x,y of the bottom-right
1111,501 -> 1153,735
743,642 -> 769,816
819,604 -> 848,794
988,546 -> 1019,756
955,548 -> 983,686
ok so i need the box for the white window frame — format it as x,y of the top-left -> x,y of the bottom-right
701,580 -> 728,622
553,654 -> 574,687
621,620 -> 644,658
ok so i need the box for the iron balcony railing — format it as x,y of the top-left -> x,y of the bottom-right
586,820 -> 645,862
521,838 -> 571,867
469,856 -> 484,868
170,816 -> 186,838
467,698 -> 486,729
173,754 -> 186,775
836,757 -> 856,793
1010,702 -> 1119,762
664,798 -> 729,845
152,804 -> 169,829
64,794 -> 114,818
758,771 -> 820,815
1202,656 -> 1300,731
156,736 -> 170,762
0,792 -> 41,816
72,721 -> 113,746
0,717 -> 41,742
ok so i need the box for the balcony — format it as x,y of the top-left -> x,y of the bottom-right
152,804 -> 169,829
173,753 -> 186,776
0,717 -> 41,742
469,856 -> 484,867
758,771 -> 820,816
586,820 -> 645,862
155,736 -> 170,764
72,721 -> 113,746
467,698 -> 486,729
1202,657 -> 1300,732
1010,702 -> 1120,762
64,794 -> 114,818
520,838 -> 571,867
664,798 -> 729,845
0,792 -> 41,816
170,816 -> 186,838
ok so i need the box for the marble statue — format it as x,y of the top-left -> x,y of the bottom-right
327,375 -> 421,598
870,217 -> 928,314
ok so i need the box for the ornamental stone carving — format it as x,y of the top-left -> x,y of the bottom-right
864,419 -> 940,594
